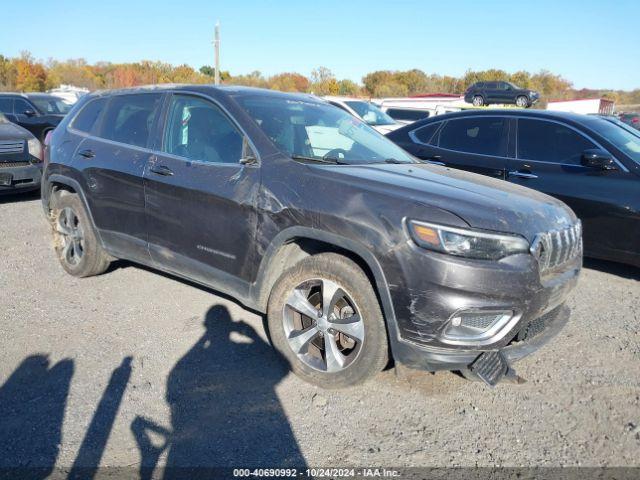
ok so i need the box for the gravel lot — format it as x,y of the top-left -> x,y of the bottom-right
0,193 -> 639,475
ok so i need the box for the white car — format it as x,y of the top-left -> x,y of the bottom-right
323,96 -> 402,134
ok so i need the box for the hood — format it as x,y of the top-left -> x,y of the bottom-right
0,121 -> 35,142
321,163 -> 577,242
373,123 -> 403,134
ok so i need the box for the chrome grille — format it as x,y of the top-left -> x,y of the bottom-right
531,222 -> 582,273
0,140 -> 25,154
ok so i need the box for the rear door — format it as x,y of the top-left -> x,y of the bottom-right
73,93 -> 163,261
413,116 -> 509,178
506,117 -> 636,259
143,93 -> 260,298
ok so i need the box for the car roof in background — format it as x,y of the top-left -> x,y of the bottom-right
85,84 -> 323,104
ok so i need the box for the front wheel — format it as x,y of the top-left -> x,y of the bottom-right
267,253 -> 388,389
516,96 -> 530,108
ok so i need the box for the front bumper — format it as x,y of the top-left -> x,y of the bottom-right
0,163 -> 42,194
386,244 -> 580,373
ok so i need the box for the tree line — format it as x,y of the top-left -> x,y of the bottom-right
1,52 -> 639,107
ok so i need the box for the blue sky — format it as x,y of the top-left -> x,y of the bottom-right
3,0 -> 639,90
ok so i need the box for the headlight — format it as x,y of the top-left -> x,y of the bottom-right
408,220 -> 530,260
27,138 -> 43,162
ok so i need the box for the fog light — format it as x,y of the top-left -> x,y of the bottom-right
443,309 -> 513,343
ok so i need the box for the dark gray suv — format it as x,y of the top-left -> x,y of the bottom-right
42,85 -> 581,388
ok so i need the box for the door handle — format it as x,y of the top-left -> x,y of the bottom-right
78,149 -> 95,159
149,165 -> 174,176
509,170 -> 538,179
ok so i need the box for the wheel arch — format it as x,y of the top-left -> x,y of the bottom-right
43,174 -> 106,249
253,228 -> 398,336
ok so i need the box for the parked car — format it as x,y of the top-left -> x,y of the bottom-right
387,110 -> 640,267
43,86 -> 581,387
323,96 -> 402,134
0,93 -> 71,142
619,112 -> 640,130
0,113 -> 43,194
464,81 -> 540,108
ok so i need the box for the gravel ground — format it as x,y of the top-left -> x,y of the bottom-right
0,193 -> 639,475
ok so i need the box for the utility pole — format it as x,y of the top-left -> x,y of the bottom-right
214,21 -> 220,85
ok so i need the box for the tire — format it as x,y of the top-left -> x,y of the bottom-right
472,95 -> 484,107
267,253 -> 388,389
50,191 -> 111,277
516,96 -> 529,108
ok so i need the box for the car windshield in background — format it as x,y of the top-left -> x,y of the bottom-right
344,100 -> 396,126
236,96 -> 415,164
30,96 -> 72,115
585,117 -> 640,165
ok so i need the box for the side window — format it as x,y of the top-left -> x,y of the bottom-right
438,117 -> 508,156
413,122 -> 440,144
386,109 -> 430,122
14,99 -> 33,114
71,98 -> 107,134
517,119 -> 596,164
100,94 -> 162,148
0,98 -> 12,113
163,95 -> 243,164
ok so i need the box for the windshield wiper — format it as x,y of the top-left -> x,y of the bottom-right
291,154 -> 346,165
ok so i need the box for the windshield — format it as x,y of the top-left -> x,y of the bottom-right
585,117 -> 640,165
29,96 -> 72,115
236,95 -> 415,164
344,100 -> 396,126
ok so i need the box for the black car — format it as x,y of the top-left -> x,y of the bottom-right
387,109 -> 640,267
0,93 -> 71,142
0,113 -> 43,194
464,81 -> 540,108
42,85 -> 581,387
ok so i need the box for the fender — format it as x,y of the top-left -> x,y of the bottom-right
42,173 -> 107,249
251,226 -> 400,339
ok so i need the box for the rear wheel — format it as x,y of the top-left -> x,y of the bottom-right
267,253 -> 388,388
472,95 -> 485,107
51,192 -> 111,277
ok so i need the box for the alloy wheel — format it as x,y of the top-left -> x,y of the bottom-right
282,278 -> 364,373
56,207 -> 85,266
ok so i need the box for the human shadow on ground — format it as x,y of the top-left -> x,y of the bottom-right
0,355 -> 73,480
132,305 -> 306,479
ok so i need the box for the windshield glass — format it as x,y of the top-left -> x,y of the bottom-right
236,95 -> 415,164
29,96 -> 72,115
344,100 -> 396,126
585,117 -> 640,165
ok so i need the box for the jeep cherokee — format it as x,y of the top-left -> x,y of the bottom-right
42,85 -> 581,388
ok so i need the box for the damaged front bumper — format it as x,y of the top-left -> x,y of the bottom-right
392,304 -> 569,374
385,243 -> 580,383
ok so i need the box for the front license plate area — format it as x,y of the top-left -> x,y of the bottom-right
0,173 -> 12,186
470,351 -> 508,386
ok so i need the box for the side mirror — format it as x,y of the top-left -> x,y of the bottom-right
23,109 -> 36,117
581,149 -> 616,170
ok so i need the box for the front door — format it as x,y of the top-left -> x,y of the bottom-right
506,117 -> 637,260
144,93 -> 260,299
